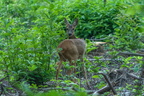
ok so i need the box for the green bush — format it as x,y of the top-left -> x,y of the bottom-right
107,2 -> 144,51
0,0 -> 65,84
66,0 -> 120,38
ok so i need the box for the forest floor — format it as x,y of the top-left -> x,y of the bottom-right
0,46 -> 144,96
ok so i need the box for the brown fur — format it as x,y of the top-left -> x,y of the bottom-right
56,39 -> 86,76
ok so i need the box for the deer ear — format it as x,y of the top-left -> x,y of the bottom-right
73,18 -> 78,27
64,18 -> 70,27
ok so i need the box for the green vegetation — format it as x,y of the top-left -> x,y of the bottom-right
0,0 -> 143,95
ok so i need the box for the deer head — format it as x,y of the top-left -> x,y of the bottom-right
64,18 -> 78,39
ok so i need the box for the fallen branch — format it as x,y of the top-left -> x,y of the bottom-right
93,73 -> 117,95
99,73 -> 117,95
38,87 -> 73,92
89,38 -> 106,41
0,76 -> 8,82
127,73 -> 141,80
139,49 -> 144,52
88,58 -> 122,61
118,52 -> 144,57
93,85 -> 112,96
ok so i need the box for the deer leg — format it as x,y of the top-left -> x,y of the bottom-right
56,61 -> 63,80
80,57 -> 91,89
66,60 -> 76,76
66,60 -> 78,83
83,64 -> 91,88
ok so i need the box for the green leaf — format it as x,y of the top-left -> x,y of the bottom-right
92,75 -> 100,79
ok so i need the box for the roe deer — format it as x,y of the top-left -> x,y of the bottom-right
56,18 -> 89,87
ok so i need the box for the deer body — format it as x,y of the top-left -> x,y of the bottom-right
58,39 -> 86,60
57,39 -> 86,76
56,18 -> 88,82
